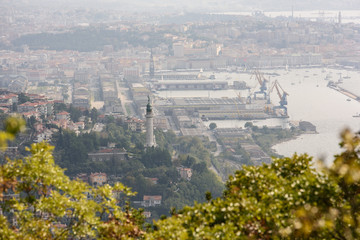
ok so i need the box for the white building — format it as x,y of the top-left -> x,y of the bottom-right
145,96 -> 155,147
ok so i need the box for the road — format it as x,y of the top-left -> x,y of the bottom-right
197,120 -> 223,178
116,79 -> 136,116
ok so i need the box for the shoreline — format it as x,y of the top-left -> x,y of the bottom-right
270,131 -> 318,155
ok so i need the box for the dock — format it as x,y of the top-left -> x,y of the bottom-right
156,97 -> 283,120
328,84 -> 360,102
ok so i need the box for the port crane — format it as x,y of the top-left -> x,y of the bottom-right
251,70 -> 268,100
246,87 -> 257,104
269,80 -> 289,115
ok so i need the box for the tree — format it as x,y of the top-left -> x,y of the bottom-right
244,121 -> 253,128
91,107 -> 99,123
3,116 -> 360,240
148,129 -> 360,240
53,102 -> 67,113
140,147 -> 172,168
18,93 -> 30,104
68,105 -> 82,122
209,122 -> 217,130
62,93 -> 69,101
0,117 -> 145,239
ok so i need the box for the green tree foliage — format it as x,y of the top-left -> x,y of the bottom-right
140,147 -> 172,168
68,105 -> 82,122
53,102 -> 67,113
244,121 -> 253,128
6,118 -> 360,239
177,136 -> 211,165
252,125 -> 297,157
209,123 -> 217,130
53,130 -> 101,174
17,93 -> 30,105
91,107 -> 99,123
0,117 -> 145,239
148,129 -> 360,240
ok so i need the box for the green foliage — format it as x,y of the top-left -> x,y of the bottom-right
0,117 -> 25,149
68,105 -> 82,122
17,93 -> 30,105
177,136 -> 211,165
252,126 -> 297,157
148,129 -> 360,240
209,123 -> 217,130
0,117 -> 145,239
53,102 -> 67,113
1,142 -> 145,239
140,147 -> 172,168
91,107 -> 99,123
244,121 -> 253,128
53,130 -> 101,174
6,118 -> 360,239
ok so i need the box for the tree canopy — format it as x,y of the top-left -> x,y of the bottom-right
1,117 -> 360,239
148,129 -> 360,240
0,117 -> 145,239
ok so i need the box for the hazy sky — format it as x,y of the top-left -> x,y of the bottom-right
5,0 -> 360,13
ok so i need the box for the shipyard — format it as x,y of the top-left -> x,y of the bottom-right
151,69 -> 290,122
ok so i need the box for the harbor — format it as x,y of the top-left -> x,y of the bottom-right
152,67 -> 360,164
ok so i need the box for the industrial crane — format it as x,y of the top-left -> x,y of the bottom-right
269,80 -> 289,116
251,70 -> 268,100
246,87 -> 257,104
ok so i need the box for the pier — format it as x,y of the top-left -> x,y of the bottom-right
328,84 -> 360,102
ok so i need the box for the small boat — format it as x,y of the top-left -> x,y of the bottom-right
347,98 -> 351,101
353,113 -> 360,118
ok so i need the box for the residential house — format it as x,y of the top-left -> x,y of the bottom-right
125,117 -> 145,132
142,195 -> 162,207
75,173 -> 88,183
55,111 -> 70,121
88,149 -> 128,162
89,172 -> 107,186
176,167 -> 193,181
143,211 -> 152,218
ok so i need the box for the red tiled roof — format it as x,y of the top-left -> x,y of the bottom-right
143,195 -> 162,201
90,172 -> 107,177
56,111 -> 70,115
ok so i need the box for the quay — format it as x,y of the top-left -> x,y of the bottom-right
328,84 -> 360,102
156,97 -> 280,120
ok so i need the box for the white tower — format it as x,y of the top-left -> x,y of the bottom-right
145,96 -> 155,148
